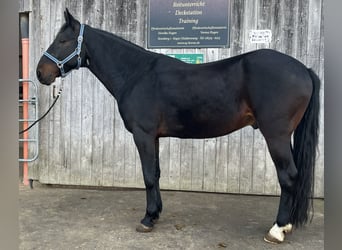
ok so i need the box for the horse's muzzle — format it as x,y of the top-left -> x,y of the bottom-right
36,61 -> 59,85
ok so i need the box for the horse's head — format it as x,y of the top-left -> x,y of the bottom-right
36,9 -> 85,85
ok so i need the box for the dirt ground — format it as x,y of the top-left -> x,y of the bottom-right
19,182 -> 324,250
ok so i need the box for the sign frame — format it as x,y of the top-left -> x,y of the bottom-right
147,0 -> 231,48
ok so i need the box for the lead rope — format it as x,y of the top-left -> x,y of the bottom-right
19,84 -> 63,135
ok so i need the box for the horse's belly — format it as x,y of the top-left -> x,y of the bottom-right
159,108 -> 256,139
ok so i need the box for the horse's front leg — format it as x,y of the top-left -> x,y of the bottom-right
154,138 -> 163,221
133,128 -> 161,232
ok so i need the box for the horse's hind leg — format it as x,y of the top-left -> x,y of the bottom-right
263,136 -> 297,243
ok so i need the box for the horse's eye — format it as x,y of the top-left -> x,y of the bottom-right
59,39 -> 66,44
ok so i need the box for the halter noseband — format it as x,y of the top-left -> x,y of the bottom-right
43,24 -> 85,78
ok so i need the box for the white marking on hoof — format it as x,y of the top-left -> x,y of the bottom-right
282,223 -> 293,234
263,223 -> 293,244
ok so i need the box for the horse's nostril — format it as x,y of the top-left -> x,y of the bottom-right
36,69 -> 41,79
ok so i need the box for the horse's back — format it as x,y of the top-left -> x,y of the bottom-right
243,49 -> 312,102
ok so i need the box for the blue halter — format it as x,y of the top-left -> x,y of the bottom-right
43,24 -> 85,77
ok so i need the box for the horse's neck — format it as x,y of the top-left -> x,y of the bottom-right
84,26 -> 157,100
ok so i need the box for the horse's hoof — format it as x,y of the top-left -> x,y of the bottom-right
136,223 -> 153,233
263,223 -> 292,244
264,232 -> 282,244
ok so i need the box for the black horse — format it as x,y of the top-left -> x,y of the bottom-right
36,9 -> 320,244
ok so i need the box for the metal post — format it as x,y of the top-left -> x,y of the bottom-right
20,14 -> 30,185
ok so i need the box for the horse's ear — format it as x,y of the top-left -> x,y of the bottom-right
64,8 -> 79,29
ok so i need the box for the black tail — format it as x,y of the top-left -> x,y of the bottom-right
291,68 -> 321,227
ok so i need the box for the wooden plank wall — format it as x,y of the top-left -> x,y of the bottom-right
27,0 -> 324,197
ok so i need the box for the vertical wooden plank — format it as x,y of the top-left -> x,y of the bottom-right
19,0 -> 31,12
126,1 -> 140,187
262,0 -> 284,195
54,5 -> 65,184
238,0 -> 257,194
101,0 -> 139,188
135,0 -> 148,188
227,131 -> 240,193
101,91 -> 116,187
306,0 -> 322,72
59,71 -> 72,184
125,1 -> 138,186
316,0 -> 324,198
78,0 -> 98,186
101,2 -> 116,187
79,72 -> 94,186
48,1 -> 63,184
127,0 -> 138,43
256,0 -> 273,50
136,0 -> 147,47
114,0 -> 126,37
307,0 -> 324,197
159,138 -> 170,189
296,0 -> 309,63
27,0 -> 39,179
67,0 -> 84,186
39,0 -> 52,184
226,0 -> 244,194
191,139 -> 204,191
38,0 -> 50,183
215,136 -> 228,192
250,0 -> 273,194
30,0 -> 45,181
205,48 -> 219,62
270,0 -> 283,52
124,1 -> 139,187
90,0 -> 105,186
55,1 -> 72,185
69,73 -> 83,185
180,139 -> 193,190
26,0 -> 35,178
230,0 -> 244,55
239,127 -> 254,194
91,78 -> 105,186
203,138 -> 217,192
290,0 -> 300,58
168,138 -> 181,189
108,0 -> 129,187
281,0 -> 298,56
261,0 -> 280,193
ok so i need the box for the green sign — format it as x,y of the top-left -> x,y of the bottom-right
167,54 -> 204,64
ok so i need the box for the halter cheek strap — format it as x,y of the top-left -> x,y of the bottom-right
43,24 -> 85,78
